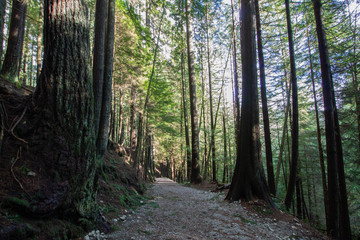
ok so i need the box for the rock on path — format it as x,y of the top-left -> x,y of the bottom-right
107,178 -> 325,240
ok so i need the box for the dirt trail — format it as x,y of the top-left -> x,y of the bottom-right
107,178 -> 326,240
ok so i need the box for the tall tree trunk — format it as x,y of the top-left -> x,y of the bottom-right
313,0 -> 351,238
118,87 -> 123,143
93,0 -> 107,137
333,85 -> 352,240
275,75 -> 291,190
96,0 -> 115,156
222,112 -> 228,183
205,5 -> 216,183
1,0 -> 27,83
34,0 -> 97,217
0,0 -> 7,64
284,0 -> 299,210
36,2 -> 44,81
22,51 -> 28,85
181,52 -> 191,181
185,0 -> 201,184
201,59 -> 208,181
129,84 -> 137,148
226,0 -> 272,205
230,0 -> 240,153
254,0 -> 275,195
306,24 -> 329,229
296,176 -> 302,218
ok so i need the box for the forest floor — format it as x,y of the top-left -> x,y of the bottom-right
103,178 -> 328,240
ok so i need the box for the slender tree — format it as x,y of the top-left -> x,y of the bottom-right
0,0 -> 6,62
284,0 -> 299,210
205,3 -> 216,182
129,84 -> 137,148
96,0 -> 115,156
306,24 -> 328,229
181,52 -> 191,181
254,0 -> 275,195
36,2 -> 44,80
313,0 -> 352,238
1,0 -> 27,83
230,0 -> 240,152
185,0 -> 201,183
93,0 -> 108,137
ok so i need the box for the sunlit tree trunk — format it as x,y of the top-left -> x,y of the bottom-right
1,0 -> 27,83
185,0 -> 201,183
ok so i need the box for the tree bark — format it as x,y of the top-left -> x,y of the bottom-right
185,0 -> 201,184
226,0 -> 272,205
284,0 -> 299,210
1,0 -> 27,83
34,0 -> 97,217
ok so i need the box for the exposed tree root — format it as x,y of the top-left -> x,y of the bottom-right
10,147 -> 30,198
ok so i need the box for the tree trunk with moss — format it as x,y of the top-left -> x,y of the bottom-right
34,0 -> 98,218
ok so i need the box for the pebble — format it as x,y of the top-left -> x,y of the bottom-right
120,215 -> 126,221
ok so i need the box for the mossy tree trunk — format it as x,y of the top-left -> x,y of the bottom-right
34,0 -> 98,217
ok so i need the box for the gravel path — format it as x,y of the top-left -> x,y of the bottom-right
106,178 -> 326,240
